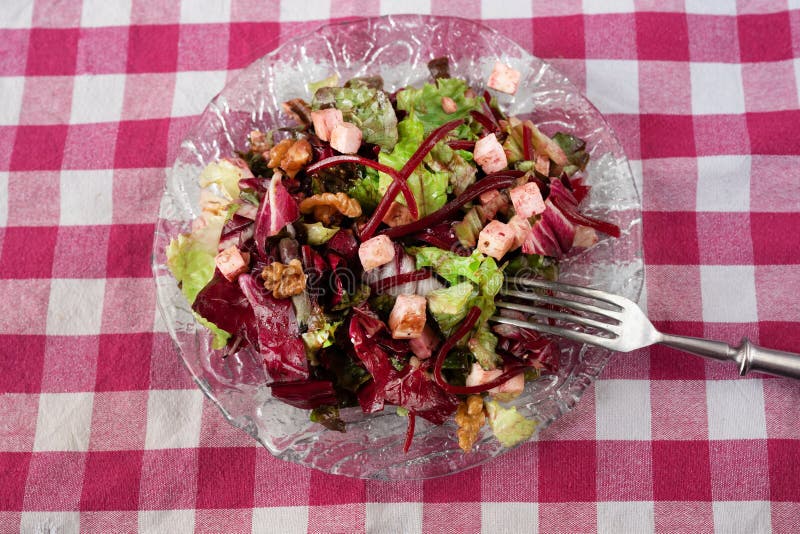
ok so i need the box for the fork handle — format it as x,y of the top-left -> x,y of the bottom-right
659,335 -> 800,379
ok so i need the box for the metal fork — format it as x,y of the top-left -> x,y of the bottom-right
491,277 -> 800,380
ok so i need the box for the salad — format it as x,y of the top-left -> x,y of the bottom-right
166,58 -> 619,453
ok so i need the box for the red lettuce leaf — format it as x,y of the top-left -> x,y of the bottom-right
270,380 -> 337,409
238,274 -> 308,384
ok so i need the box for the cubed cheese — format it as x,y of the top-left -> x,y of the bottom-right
388,294 -> 427,339
409,325 -> 439,359
215,246 -> 249,282
310,108 -> 344,142
507,214 -> 533,249
479,189 -> 509,220
382,201 -> 415,227
473,133 -> 508,174
329,122 -> 362,154
509,182 -> 546,218
477,219 -> 516,260
358,234 -> 395,272
573,225 -> 599,248
487,62 -> 521,95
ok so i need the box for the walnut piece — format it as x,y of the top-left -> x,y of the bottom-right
249,129 -> 271,153
262,259 -> 306,299
299,192 -> 362,225
266,138 -> 313,179
454,395 -> 486,453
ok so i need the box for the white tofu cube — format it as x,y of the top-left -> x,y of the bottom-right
510,182 -> 546,218
507,214 -> 532,249
310,108 -> 343,142
388,294 -> 427,339
477,220 -> 516,260
473,133 -> 508,174
479,189 -> 508,219
487,62 -> 521,95
409,325 -> 439,359
215,246 -> 249,282
329,122 -> 362,154
358,234 -> 395,272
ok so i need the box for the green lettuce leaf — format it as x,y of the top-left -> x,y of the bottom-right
468,323 -> 501,370
396,77 -> 481,137
552,132 -> 590,177
412,248 -> 503,297
166,212 -> 226,304
347,170 -> 382,213
485,400 -> 538,448
377,115 -> 449,216
426,281 -> 477,334
198,160 -> 244,201
307,73 -> 340,96
302,320 -> 342,356
302,222 -> 339,245
429,143 -> 476,196
312,84 -> 398,150
195,313 -> 231,350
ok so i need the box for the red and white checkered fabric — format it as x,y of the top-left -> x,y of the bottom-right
1,1 -> 799,532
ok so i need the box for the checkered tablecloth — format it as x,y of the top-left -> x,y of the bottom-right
1,1 -> 799,533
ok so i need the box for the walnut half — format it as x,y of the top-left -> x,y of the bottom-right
262,259 -> 306,299
266,138 -> 313,178
455,394 -> 486,452
299,192 -> 362,225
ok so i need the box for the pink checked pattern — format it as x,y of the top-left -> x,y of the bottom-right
1,1 -> 799,533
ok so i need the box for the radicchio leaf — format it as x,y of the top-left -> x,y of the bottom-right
238,274 -> 308,384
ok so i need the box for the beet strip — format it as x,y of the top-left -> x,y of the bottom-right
382,171 -> 524,239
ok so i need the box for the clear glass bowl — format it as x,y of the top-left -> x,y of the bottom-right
152,15 -> 643,479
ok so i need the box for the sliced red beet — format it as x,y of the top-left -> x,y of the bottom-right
382,170 -> 524,239
522,122 -> 533,161
469,110 -> 498,133
306,154 -> 418,219
403,412 -> 416,453
360,119 -> 466,241
369,269 -> 431,294
432,306 -> 530,395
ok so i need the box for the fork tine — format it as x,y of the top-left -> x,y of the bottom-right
489,316 -> 615,350
505,277 -> 628,309
499,288 -> 623,322
495,300 -> 620,335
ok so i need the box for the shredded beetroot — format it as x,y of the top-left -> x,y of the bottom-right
403,411 -> 416,453
382,171 -> 524,239
306,154 -> 398,176
397,119 -> 465,181
369,269 -> 431,294
483,90 -> 505,123
470,110 -> 498,133
433,306 -> 529,395
447,140 -> 475,151
522,123 -> 533,161
305,155 -> 418,219
551,195 -> 621,238
359,119 -> 465,241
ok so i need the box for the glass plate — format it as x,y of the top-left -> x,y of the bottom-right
152,14 -> 643,479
